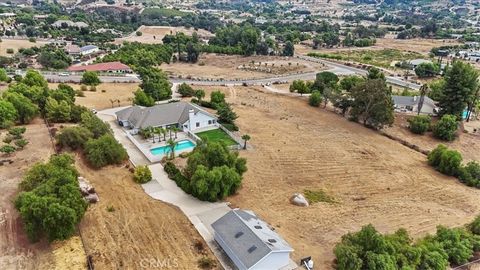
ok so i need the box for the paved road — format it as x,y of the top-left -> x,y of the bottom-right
172,55 -> 421,90
44,74 -> 141,83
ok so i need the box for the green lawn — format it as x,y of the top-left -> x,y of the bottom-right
196,129 -> 238,146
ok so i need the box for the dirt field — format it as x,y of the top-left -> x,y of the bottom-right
384,114 -> 480,162
76,158 -> 218,269
162,54 -> 327,80
0,118 -> 86,270
114,25 -> 214,45
49,83 -> 139,110
222,87 -> 480,269
296,36 -> 462,56
0,39 -> 49,57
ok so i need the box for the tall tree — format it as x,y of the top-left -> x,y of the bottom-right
417,84 -> 429,115
350,79 -> 394,129
438,61 -> 478,119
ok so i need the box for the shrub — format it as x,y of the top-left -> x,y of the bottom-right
80,85 -> 88,91
6,48 -> 14,54
56,126 -> 93,150
84,134 -> 128,168
458,161 -> 480,187
28,37 -> 36,43
0,144 -> 16,155
75,90 -> 85,97
15,154 -> 86,242
470,216 -> 480,235
81,71 -> 100,86
3,135 -> 13,144
308,91 -> 322,107
178,83 -> 195,97
89,85 -> 97,92
428,145 -> 462,176
197,257 -> 216,269
428,144 -> 448,168
133,165 -> 152,184
80,112 -> 112,138
408,115 -> 431,134
433,114 -> 458,141
8,127 -> 26,139
14,139 -> 29,149
136,31 -> 142,36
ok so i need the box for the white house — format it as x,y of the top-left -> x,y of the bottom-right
115,102 -> 218,134
212,209 -> 294,270
80,45 -> 99,56
392,95 -> 438,115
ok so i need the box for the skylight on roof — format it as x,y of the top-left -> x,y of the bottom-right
247,245 -> 257,253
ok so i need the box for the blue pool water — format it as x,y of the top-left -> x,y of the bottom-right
150,140 -> 195,156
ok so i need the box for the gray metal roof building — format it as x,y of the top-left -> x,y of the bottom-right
212,209 -> 293,270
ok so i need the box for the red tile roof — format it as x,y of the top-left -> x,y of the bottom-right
68,61 -> 131,72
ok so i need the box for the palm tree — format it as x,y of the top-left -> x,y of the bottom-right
109,99 -> 115,108
168,127 -> 173,139
159,128 -> 166,142
241,134 -> 251,149
172,126 -> 179,139
153,127 -> 161,142
166,139 -> 177,159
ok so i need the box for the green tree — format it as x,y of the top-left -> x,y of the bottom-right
137,67 -> 172,101
4,92 -> 38,124
178,83 -> 195,97
367,67 -> 386,81
438,61 -> 478,119
290,80 -> 310,95
340,75 -> 365,92
428,144 -> 462,176
81,71 -> 101,86
15,138 -> 29,149
56,126 -> 93,150
350,79 -> 394,129
23,69 -> 48,89
407,115 -> 431,135
133,165 -> 152,184
433,114 -> 458,141
309,91 -> 323,107
80,112 -> 112,138
210,91 -> 226,106
217,103 -> 237,125
313,71 -> 339,93
84,134 -> 128,168
0,99 -> 17,128
470,216 -> 480,235
194,89 -> 205,101
240,26 -> 259,56
415,62 -> 440,78
45,97 -> 71,122
0,68 -> 8,82
166,138 -> 177,159
283,41 -> 294,56
133,89 -> 155,107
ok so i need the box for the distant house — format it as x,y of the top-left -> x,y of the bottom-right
212,209 -> 294,270
408,59 -> 432,69
80,45 -> 99,56
52,20 -> 89,28
64,44 -> 81,56
392,95 -> 438,115
67,61 -> 132,73
0,13 -> 16,18
115,102 -> 218,133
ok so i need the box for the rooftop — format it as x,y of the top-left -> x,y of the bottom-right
116,102 -> 216,129
392,95 -> 436,108
212,209 -> 293,269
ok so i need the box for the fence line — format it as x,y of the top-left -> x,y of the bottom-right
42,116 -> 94,270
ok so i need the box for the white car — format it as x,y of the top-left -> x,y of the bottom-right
91,109 -> 97,114
59,72 -> 69,76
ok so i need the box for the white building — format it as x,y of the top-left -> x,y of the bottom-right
212,209 -> 294,270
80,45 -> 99,56
115,102 -> 218,133
392,95 -> 438,115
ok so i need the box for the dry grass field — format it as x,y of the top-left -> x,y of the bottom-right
76,158 -> 219,269
162,54 -> 326,80
221,86 -> 480,269
114,25 -> 214,45
0,118 -> 87,270
0,39 -> 49,57
49,83 -> 139,110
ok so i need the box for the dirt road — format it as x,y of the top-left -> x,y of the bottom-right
226,87 -> 480,269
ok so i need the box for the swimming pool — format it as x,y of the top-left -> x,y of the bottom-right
150,140 -> 195,156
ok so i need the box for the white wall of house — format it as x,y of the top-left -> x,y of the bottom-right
81,47 -> 99,56
251,251 -> 291,270
184,111 -> 217,131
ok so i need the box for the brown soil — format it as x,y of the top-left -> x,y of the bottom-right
162,54 -> 326,80
76,159 -> 219,270
114,26 -> 214,45
0,39 -> 49,57
49,83 -> 139,110
384,114 -> 480,162
224,87 -> 480,269
0,118 -> 84,270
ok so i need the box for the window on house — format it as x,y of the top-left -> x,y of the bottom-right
196,122 -> 200,127
208,120 -> 212,125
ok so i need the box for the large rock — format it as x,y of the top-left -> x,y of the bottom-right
290,193 -> 309,207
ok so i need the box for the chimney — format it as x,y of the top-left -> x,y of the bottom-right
188,109 -> 195,131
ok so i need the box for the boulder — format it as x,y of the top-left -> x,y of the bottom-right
290,193 -> 309,207
85,194 -> 99,203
